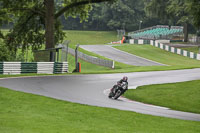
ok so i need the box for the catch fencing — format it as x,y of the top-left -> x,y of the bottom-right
61,45 -> 114,68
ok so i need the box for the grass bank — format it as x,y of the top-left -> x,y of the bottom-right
66,43 -> 200,73
0,87 -> 200,133
124,80 -> 200,114
2,29 -> 200,73
113,44 -> 200,67
64,30 -> 117,45
181,47 -> 199,54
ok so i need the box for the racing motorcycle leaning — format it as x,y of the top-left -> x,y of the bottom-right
108,81 -> 128,99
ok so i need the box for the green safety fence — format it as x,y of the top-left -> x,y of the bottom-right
21,62 -> 37,74
0,62 -> 3,74
0,62 -> 68,75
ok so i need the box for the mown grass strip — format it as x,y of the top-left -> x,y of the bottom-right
113,44 -> 200,67
124,80 -> 200,114
64,30 -> 117,45
181,47 -> 199,54
0,87 -> 200,133
66,44 -> 200,73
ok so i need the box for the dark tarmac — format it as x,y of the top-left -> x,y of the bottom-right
1,68 -> 200,121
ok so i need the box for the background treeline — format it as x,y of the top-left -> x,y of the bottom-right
2,0 -> 196,33
61,0 -> 166,31
1,0 -> 199,61
61,0 -> 196,33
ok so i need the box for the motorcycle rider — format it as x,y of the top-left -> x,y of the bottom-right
112,76 -> 128,94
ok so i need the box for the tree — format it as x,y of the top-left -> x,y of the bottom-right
0,0 -> 115,57
185,0 -> 200,29
89,0 -> 146,31
167,0 -> 191,42
144,0 -> 198,42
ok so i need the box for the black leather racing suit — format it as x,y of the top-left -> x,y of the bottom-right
112,79 -> 128,94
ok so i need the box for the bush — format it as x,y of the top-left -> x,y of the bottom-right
0,39 -> 13,61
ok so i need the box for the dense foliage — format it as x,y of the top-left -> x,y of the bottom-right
145,0 -> 200,41
0,39 -> 13,61
62,0 -> 160,31
0,0 -> 200,61
61,0 -> 200,33
0,0 -> 114,61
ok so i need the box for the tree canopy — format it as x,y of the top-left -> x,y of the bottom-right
144,0 -> 200,41
0,0 -> 200,60
0,0 -> 115,56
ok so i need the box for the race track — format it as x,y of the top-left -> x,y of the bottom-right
0,68 -> 200,121
80,45 -> 165,66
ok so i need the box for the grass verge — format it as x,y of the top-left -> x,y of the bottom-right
0,87 -> 200,133
64,30 -> 118,45
124,80 -> 200,114
66,43 -> 200,73
181,47 -> 199,54
113,44 -> 200,67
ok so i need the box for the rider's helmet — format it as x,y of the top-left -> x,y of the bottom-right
122,76 -> 128,82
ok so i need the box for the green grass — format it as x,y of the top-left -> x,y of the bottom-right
124,80 -> 200,114
181,47 -> 200,54
113,44 -> 200,67
64,30 -> 118,45
2,29 -> 200,73
65,43 -> 200,73
67,54 -> 112,73
0,87 -> 200,133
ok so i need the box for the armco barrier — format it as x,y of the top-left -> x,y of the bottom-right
0,62 -> 68,75
65,47 -> 114,68
129,39 -> 200,61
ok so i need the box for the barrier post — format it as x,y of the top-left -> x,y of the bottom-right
74,44 -> 80,72
78,62 -> 81,72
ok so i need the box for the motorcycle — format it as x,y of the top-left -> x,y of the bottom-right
108,81 -> 128,99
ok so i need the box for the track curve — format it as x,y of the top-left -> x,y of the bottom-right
0,68 -> 200,121
80,45 -> 165,66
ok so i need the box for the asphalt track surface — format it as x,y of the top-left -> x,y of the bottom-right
1,69 -> 200,121
80,45 -> 165,66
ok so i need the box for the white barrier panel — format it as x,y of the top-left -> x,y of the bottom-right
165,45 -> 169,51
183,50 -> 187,56
155,41 -> 159,47
138,39 -> 144,44
190,52 -> 194,59
171,47 -> 175,53
3,62 -> 21,74
197,54 -> 200,60
159,43 -> 163,49
150,40 -> 154,45
177,49 -> 181,55
37,62 -> 54,74
130,39 -> 134,44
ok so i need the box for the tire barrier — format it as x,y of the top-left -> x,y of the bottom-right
129,39 -> 200,60
0,62 -> 68,75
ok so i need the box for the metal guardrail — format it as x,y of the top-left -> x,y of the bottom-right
62,46 -> 114,68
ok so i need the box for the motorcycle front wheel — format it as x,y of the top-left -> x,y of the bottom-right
114,90 -> 121,99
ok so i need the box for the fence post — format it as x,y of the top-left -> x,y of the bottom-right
75,44 -> 80,72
